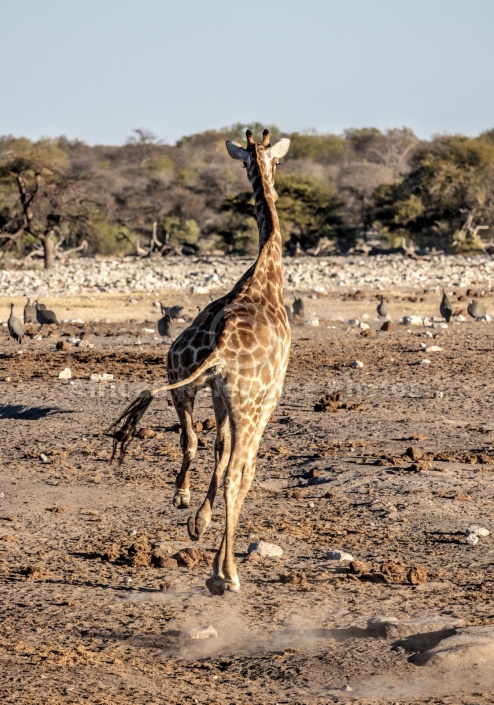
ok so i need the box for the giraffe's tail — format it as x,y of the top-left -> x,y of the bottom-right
108,353 -> 221,464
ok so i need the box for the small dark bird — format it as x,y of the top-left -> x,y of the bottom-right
8,303 -> 24,344
160,303 -> 184,319
35,301 -> 59,325
377,295 -> 388,320
284,304 -> 294,324
24,297 -> 36,324
157,313 -> 174,341
467,299 -> 487,321
292,294 -> 305,318
440,290 -> 453,322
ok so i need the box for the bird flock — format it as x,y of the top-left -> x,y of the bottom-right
3,288 -> 490,348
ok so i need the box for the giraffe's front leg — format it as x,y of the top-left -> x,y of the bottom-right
171,389 -> 197,509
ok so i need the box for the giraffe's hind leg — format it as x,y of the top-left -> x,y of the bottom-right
187,393 -> 231,541
171,388 -> 198,509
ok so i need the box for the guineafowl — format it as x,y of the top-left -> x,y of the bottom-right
24,297 -> 36,324
292,294 -> 305,318
158,313 -> 174,341
8,303 -> 24,344
440,290 -> 453,322
160,303 -> 184,319
377,295 -> 388,320
35,301 -> 59,325
467,300 -> 487,321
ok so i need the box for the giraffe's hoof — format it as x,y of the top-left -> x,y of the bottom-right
172,489 -> 190,509
187,514 -> 210,541
205,575 -> 240,596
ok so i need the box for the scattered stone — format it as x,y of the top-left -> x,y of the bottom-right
402,315 -> 423,326
56,341 -> 72,351
173,547 -> 210,568
90,373 -> 114,382
39,453 -> 51,464
381,560 -> 407,583
58,367 -> 72,380
349,559 -> 371,575
407,565 -> 428,584
466,533 -> 479,546
247,540 -> 283,558
349,360 -> 364,369
425,345 -> 443,353
188,624 -> 218,640
417,359 -> 431,365
380,321 -> 395,332
466,525 -> 490,538
326,549 -> 354,562
279,571 -> 310,590
136,427 -> 156,439
202,417 -> 216,431
405,446 -> 424,461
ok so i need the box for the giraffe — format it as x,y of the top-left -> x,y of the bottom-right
109,128 -> 291,594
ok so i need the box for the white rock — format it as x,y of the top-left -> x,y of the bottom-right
58,368 -> 72,380
433,390 -> 444,398
486,313 -> 492,322
308,318 -> 320,326
90,373 -> 114,382
417,359 -> 431,365
402,315 -> 423,326
142,328 -> 155,333
76,339 -> 93,348
326,550 -> 354,562
247,540 -> 283,558
425,345 -> 443,353
457,314 -> 467,322
134,339 -> 142,346
349,360 -> 364,368
39,453 -> 51,464
466,525 -> 490,538
358,321 -> 370,330
466,533 -> 479,546
188,624 -> 218,640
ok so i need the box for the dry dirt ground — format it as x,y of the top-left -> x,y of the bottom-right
1,287 -> 494,705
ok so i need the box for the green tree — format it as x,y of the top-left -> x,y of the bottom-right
373,135 -> 494,250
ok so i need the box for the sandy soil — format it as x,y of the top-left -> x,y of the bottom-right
1,284 -> 494,705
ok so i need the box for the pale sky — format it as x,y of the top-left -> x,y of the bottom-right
2,0 -> 494,145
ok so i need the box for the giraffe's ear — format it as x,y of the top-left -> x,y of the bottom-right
270,138 -> 290,159
226,141 -> 248,160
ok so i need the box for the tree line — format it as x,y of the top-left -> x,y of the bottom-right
1,122 -> 494,268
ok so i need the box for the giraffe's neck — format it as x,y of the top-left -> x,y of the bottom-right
250,164 -> 282,255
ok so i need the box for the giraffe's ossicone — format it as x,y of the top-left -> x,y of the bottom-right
109,128 -> 291,595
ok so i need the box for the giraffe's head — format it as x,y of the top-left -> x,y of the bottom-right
226,129 -> 290,199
